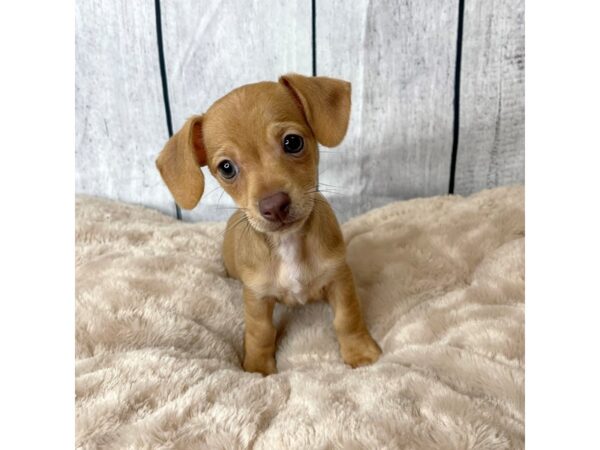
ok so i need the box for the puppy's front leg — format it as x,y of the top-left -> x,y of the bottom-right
327,264 -> 382,368
242,288 -> 277,375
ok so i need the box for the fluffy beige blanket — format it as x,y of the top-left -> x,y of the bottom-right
75,186 -> 524,449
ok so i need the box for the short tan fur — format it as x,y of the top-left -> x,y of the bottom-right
156,74 -> 381,375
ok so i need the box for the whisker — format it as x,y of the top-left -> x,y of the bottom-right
219,211 -> 249,238
305,185 -> 342,196
319,182 -> 341,189
241,219 -> 252,244
312,195 -> 341,215
203,184 -> 224,198
216,189 -> 226,206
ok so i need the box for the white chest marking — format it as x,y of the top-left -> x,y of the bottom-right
276,233 -> 307,303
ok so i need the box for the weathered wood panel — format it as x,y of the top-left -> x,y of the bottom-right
454,0 -> 525,195
317,0 -> 458,222
75,0 -> 175,215
161,0 -> 312,221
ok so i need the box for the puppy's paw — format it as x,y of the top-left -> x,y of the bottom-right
243,354 -> 277,376
339,332 -> 382,368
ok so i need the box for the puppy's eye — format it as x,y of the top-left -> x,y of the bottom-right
217,160 -> 238,180
282,134 -> 304,154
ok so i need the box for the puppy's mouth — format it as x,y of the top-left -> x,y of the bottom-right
271,217 -> 303,232
252,215 -> 306,234
248,207 -> 314,234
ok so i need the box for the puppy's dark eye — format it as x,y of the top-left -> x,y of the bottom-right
217,160 -> 237,180
282,134 -> 304,154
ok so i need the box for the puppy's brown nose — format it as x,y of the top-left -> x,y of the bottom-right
259,192 -> 291,222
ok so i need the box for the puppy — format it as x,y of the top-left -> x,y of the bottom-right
156,73 -> 381,375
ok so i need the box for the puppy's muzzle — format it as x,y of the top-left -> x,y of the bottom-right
259,191 -> 291,222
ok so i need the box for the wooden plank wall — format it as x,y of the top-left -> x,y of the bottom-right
317,0 -> 458,221
75,0 -> 525,221
75,0 -> 175,215
455,0 -> 525,195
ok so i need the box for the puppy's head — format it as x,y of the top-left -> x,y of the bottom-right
156,73 -> 351,233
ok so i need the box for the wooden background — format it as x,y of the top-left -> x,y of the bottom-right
75,0 -> 524,222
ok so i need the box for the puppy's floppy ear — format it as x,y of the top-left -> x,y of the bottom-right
155,115 -> 206,210
279,73 -> 351,147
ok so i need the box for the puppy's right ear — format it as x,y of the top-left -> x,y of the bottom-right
155,115 -> 206,210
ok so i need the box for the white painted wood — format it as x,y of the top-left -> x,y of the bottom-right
317,0 -> 459,222
455,0 -> 525,195
75,0 -> 175,215
75,1 -> 524,221
161,0 -> 312,221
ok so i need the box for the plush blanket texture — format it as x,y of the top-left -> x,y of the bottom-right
75,186 -> 524,449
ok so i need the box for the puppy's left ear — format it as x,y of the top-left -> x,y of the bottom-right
279,73 -> 351,147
